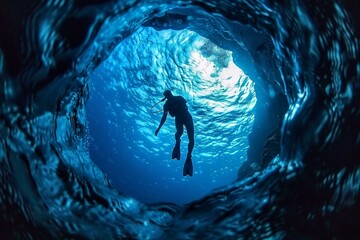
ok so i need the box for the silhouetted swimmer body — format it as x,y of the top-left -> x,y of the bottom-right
155,90 -> 194,176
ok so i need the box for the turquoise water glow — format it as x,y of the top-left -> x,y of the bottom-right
87,27 -> 257,204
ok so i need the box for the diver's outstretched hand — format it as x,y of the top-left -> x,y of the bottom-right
155,129 -> 159,136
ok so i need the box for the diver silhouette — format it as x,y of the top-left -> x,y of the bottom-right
155,90 -> 194,176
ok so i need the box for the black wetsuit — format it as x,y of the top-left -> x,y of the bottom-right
164,96 -> 194,158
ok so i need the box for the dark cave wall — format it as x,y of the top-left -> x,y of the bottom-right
239,88 -> 287,179
235,29 -> 289,179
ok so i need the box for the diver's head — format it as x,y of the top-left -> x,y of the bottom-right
163,90 -> 173,99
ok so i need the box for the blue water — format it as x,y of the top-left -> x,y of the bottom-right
1,0 -> 359,239
87,27 -> 256,204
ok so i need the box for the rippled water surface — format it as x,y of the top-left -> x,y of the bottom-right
87,27 -> 256,204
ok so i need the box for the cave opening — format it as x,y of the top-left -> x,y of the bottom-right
85,25 -> 257,204
1,0 -> 359,238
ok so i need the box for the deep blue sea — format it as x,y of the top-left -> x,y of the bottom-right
1,0 -> 359,239
87,28 -> 256,204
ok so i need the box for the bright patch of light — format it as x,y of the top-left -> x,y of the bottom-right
188,42 -> 248,114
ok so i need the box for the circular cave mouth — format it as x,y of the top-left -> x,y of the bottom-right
85,25 -> 259,205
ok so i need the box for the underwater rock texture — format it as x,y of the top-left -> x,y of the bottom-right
1,0 -> 360,239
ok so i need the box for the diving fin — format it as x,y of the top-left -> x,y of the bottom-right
183,158 -> 193,176
172,141 -> 181,160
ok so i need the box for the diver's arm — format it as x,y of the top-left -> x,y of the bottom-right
155,111 -> 167,136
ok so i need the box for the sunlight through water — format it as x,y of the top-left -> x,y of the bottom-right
87,27 -> 257,204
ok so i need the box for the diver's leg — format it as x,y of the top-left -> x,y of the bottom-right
183,115 -> 194,176
172,118 -> 183,160
185,115 -> 194,159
